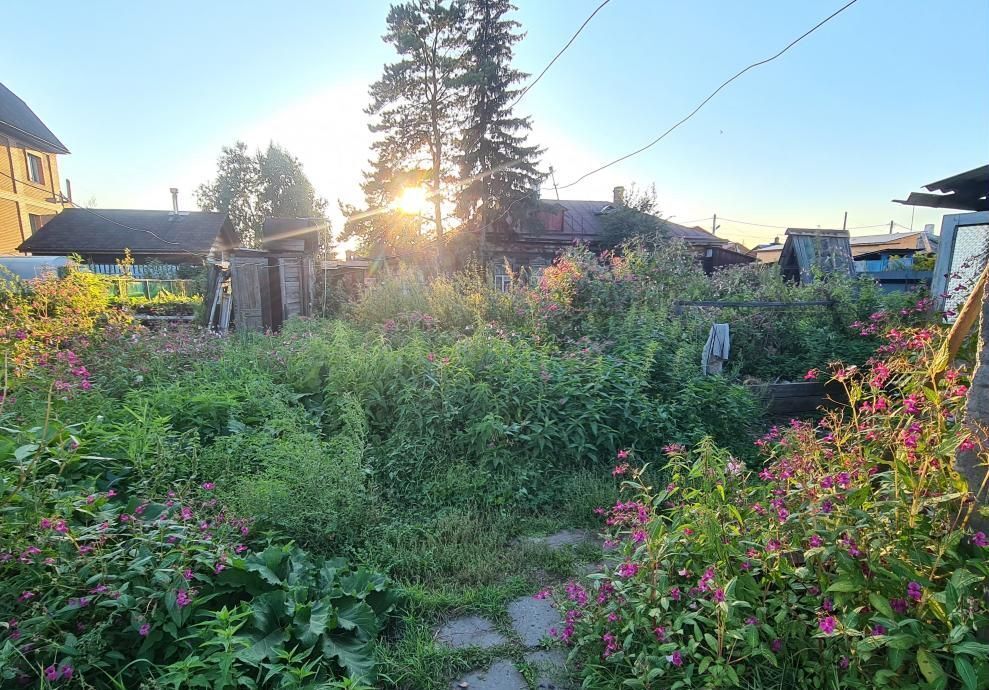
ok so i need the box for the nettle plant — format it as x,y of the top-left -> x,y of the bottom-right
558,327 -> 989,689
0,417 -> 395,688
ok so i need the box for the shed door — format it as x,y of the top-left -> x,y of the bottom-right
230,257 -> 264,332
279,258 -> 303,319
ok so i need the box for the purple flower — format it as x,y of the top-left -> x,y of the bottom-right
870,624 -> 886,636
654,626 -> 666,641
808,534 -> 823,548
839,656 -> 850,670
201,482 -> 215,491
890,598 -> 908,615
819,616 -> 837,635
907,581 -> 922,602
139,623 -> 151,637
746,616 -> 759,626
17,591 -> 34,602
972,532 -> 988,548
44,666 -> 58,682
668,650 -> 683,667
771,638 -> 783,653
669,586 -> 681,601
176,589 -> 192,608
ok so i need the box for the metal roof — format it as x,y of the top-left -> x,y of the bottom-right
893,164 -> 989,212
0,81 -> 69,154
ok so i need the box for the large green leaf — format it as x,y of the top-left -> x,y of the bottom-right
335,598 -> 379,640
293,598 -> 333,647
238,628 -> 288,664
916,648 -> 945,685
322,634 -> 376,683
954,655 -> 979,690
251,590 -> 289,633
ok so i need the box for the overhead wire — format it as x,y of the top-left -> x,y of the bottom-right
554,0 -> 860,190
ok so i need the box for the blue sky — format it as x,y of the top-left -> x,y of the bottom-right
3,0 -> 987,249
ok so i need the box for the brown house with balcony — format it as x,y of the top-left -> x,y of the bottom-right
0,81 -> 70,254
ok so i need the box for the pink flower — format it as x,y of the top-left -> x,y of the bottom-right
668,650 -> 683,667
771,639 -> 783,653
960,436 -> 976,452
176,589 -> 193,607
616,449 -> 630,460
201,482 -> 215,491
18,591 -> 35,602
654,626 -> 666,641
808,534 -> 823,548
972,532 -> 989,548
139,623 -> 151,637
804,368 -> 819,381
612,463 -> 629,477
617,561 -> 639,578
819,616 -> 837,635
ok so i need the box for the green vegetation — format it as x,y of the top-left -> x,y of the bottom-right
2,242 -> 971,689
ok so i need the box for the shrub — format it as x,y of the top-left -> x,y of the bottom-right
213,394 -> 374,551
0,266 -> 129,377
557,327 -> 989,689
0,412 -> 394,688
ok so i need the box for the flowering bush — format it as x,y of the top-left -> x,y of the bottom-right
0,267 -> 129,377
0,413 -> 395,687
558,328 -> 989,689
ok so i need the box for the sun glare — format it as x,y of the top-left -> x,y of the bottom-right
396,187 -> 429,215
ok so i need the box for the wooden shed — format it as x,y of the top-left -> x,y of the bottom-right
778,228 -> 856,284
205,218 -> 321,332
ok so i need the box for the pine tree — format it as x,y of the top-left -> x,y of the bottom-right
352,0 -> 467,264
456,0 -> 543,265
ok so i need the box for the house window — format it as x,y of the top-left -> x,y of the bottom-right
26,153 -> 45,185
494,273 -> 512,292
28,213 -> 53,234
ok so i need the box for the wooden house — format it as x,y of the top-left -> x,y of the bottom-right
0,81 -> 70,253
482,187 -> 751,288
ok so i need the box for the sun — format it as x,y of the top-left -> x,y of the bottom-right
395,187 -> 429,215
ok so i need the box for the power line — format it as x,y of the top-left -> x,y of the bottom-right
510,0 -> 611,110
455,0 -> 613,190
555,0 -> 860,190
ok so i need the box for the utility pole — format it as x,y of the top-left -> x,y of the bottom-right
712,213 -> 717,236
889,220 -> 894,235
549,166 -> 560,201
842,211 -> 847,231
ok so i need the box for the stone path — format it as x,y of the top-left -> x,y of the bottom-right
441,529 -> 599,689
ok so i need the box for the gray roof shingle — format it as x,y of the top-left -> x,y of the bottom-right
0,82 -> 69,154
18,208 -> 235,257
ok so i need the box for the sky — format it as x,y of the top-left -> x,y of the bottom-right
2,0 -> 988,252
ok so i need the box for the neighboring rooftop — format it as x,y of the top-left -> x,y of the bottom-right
18,208 -> 236,256
849,230 -> 937,252
529,199 -> 723,244
893,164 -> 989,212
0,81 -> 69,154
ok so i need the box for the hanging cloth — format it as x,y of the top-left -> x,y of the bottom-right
701,323 -> 731,375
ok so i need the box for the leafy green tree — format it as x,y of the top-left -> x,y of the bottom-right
197,142 -> 328,248
456,0 -> 543,264
352,0 -> 467,264
598,182 -> 674,248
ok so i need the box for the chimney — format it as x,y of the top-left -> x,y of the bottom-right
65,178 -> 73,203
613,186 -> 625,207
773,236 -> 779,245
170,187 -> 179,213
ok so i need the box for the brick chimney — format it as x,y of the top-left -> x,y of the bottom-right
613,186 -> 625,207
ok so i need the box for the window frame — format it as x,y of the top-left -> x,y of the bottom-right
26,152 -> 45,185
